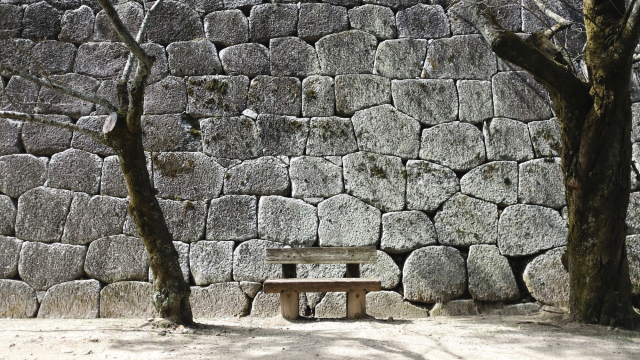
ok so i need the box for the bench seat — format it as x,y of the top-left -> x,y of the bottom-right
264,278 -> 382,294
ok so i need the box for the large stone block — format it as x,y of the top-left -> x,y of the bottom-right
627,235 -> 640,295
396,4 -> 449,39
188,0 -> 224,14
224,157 -> 289,195
0,236 -> 22,278
391,79 -> 458,126
200,116 -> 260,160
419,122 -> 485,172
405,160 -> 459,212
74,42 -> 129,79
85,235 -> 148,283
306,116 -> 357,156
434,193 -> 498,246
15,187 -> 72,242
348,5 -> 396,40
47,148 -> 102,194
186,75 -> 249,118
0,280 -> 38,318
316,30 -> 378,75
0,119 -> 22,156
373,39 -> 426,79
318,194 -> 380,247
37,280 -> 100,319
447,1 -> 521,35
124,199 -> 206,243
93,2 -> 142,42
62,193 -> 127,245
403,246 -> 466,303
249,4 -> 298,42
247,76 -> 301,116
37,74 -> 99,119
467,245 -> 519,302
207,195 -> 257,241
429,299 -> 478,317
424,35 -> 497,80
21,115 -> 72,156
99,281 -> 156,318
298,3 -> 348,41
59,5 -> 94,43
493,71 -> 553,122
334,74 -> 391,116
191,282 -> 251,317
204,10 -> 248,47
22,1 -> 61,40
0,154 -> 47,198
29,41 -> 76,75
460,161 -> 518,205
250,291 -> 280,317
457,80 -> 493,124
523,247 -> 569,307
290,156 -> 342,198
153,152 -> 224,200
258,196 -> 317,247
146,0 -> 204,45
366,291 -> 429,319
190,240 -> 234,285
18,242 -> 86,291
144,76 -> 187,115
100,153 -> 152,198
629,193 -> 640,236
256,114 -> 308,155
270,37 -> 320,77
361,250 -> 401,289
233,239 -> 285,282
343,152 -> 405,212
72,116 -> 115,156
528,118 -> 562,158
0,38 -> 35,73
498,204 -> 568,257
2,75 -> 39,114
315,292 -> 346,318
483,118 -> 534,162
302,76 -> 335,117
381,211 -> 437,253
142,114 -> 198,152
0,4 -> 23,38
167,40 -> 222,77
219,43 -> 270,77
149,241 -> 190,283
518,158 -> 566,208
140,43 -> 170,85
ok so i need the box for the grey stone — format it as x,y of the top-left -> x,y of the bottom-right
0,119 -> 22,156
0,39 -> 35,74
250,291 -> 280,317
249,4 -> 298,42
363,0 -> 420,9
62,193 -> 127,245
100,153 -> 152,198
23,1 -> 61,40
0,197 -> 12,234
381,211 -> 437,253
457,80 -> 493,124
205,10 -> 248,47
316,30 -> 377,75
523,247 -> 569,307
144,76 -> 187,115
324,0 -> 361,5
258,196 -> 317,247
93,2 -> 142,42
232,239 -> 285,282
366,291 -> 429,319
140,43 -> 170,84
392,79 -> 458,126
37,74 -> 99,119
29,41 -> 76,75
270,37 -> 320,77
528,118 -> 562,158
2,75 -> 39,114
167,40 -> 222,77
189,241 -> 234,285
406,160 -> 459,212
373,39 -> 427,79
484,302 -> 542,316
125,199 -> 206,243
430,300 -> 478,316
419,122 -> 485,171
223,0 -> 263,8
493,71 -> 553,122
403,246 -> 466,303
200,116 -> 260,160
186,0 -> 224,13
351,104 -> 420,159
315,292 -> 346,318
94,80 -> 118,115
334,74 -> 390,116
37,280 -> 100,319
318,194 -> 380,247
142,114 -> 198,152
361,250 -> 401,289
186,75 -> 249,118
306,117 -> 357,156
424,35 -> 496,80
498,204 -> 567,257
484,118 -> 534,162
518,158 -> 566,208
396,4 -> 449,39
522,0 -> 582,33
248,76 -> 301,116
627,192 -> 640,235
0,236 -> 22,278
99,281 -> 156,318
239,281 -> 262,298
632,103 -> 640,143
149,241 -> 190,283
0,4 -> 23,38
146,0 -> 205,45
191,283 -> 251,317
447,1 -> 521,35
0,154 -> 48,199
460,161 -> 518,205
59,5 -> 94,43
74,42 -> 129,79
343,151 -> 405,212
348,5 -> 396,40
298,263 -> 346,279
21,115 -> 72,156
627,235 -> 640,295
467,245 -> 519,302
0,280 -> 38,318
47,148 -> 102,194
434,193 -> 498,246
302,76 -> 334,117
153,152 -> 224,200
18,242 -> 86,291
256,114 -> 308,155
15,187 -> 72,242
72,116 -> 115,156
219,43 -> 269,77
290,156 -> 343,198
84,235 -> 148,283
223,157 -> 289,196
298,3 -> 348,41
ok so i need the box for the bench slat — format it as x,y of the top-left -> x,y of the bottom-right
263,278 -> 381,293
265,247 -> 377,264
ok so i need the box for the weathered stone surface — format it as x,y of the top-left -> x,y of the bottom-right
94,80 -> 119,115
0,38 -> 34,74
248,76 -> 301,116
37,74 -> 99,119
318,194 -> 380,247
93,2 -> 142,42
302,76 -> 335,117
257,114 -> 308,155
627,235 -> 640,295
48,148 -> 102,194
424,35 -> 496,80
522,0 -> 582,33
205,10 -> 248,47
457,80 -> 493,124
0,237 -> 22,278
18,242 -> 86,291
258,196 -> 317,247
224,157 -> 289,196
59,5 -> 94,43
72,116 -> 115,156
0,4 -> 23,38
396,4 -> 449,39
186,75 -> 249,117
430,299 -> 478,316
142,114 -> 198,152
334,75 -> 390,116
316,30 -> 378,75
483,118 -> 534,162
167,40 -> 222,77
467,245 -> 519,302
447,1 -> 521,35
200,116 -> 260,160
484,302 -> 541,316
191,282 -> 251,318
144,76 -> 187,115
392,79 -> 458,126
149,241 -> 189,283
249,4 -> 298,42
435,193 -> 498,246
373,39 -> 426,79
348,5 -> 396,40
125,199 -> 206,243
460,161 -> 518,206
100,153 -> 152,198
290,156 -> 342,198
306,117 -> 358,156
315,292 -> 346,318
153,152 -> 224,200
147,0 -> 204,45
343,152 -> 405,211
366,291 -> 429,319
0,119 -> 22,156
498,204 -> 567,257
38,280 -> 100,319
74,42 -> 129,79
403,246 -> 466,303
0,280 -> 38,318
99,281 -> 156,318
298,3 -> 348,41
518,158 -> 566,208
140,43 -> 170,84
84,235 -> 148,283
2,75 -> 39,114
186,0 -> 224,14
190,241 -> 234,285
352,104 -> 420,159
219,43 -> 269,77
632,102 -> 640,143
523,247 -> 569,307
381,211 -> 437,253
250,291 -> 280,317
62,193 -> 127,245
361,250 -> 401,289
233,239 -> 285,282
419,122 -> 485,172
15,187 -> 72,242
493,71 -> 553,122
239,281 -> 262,298
528,118 -> 562,158
21,116 -> 72,156
23,1 -> 61,40
270,37 -> 320,77
29,41 -> 76,75
626,193 -> 640,235
0,154 -> 47,198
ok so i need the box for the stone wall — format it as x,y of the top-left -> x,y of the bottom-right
1,0 -> 639,319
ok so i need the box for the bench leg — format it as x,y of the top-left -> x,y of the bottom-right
347,289 -> 366,319
280,290 -> 299,320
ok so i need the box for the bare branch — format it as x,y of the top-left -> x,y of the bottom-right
121,0 -> 164,83
620,0 -> 640,60
97,0 -> 153,66
0,111 -> 107,145
531,0 -> 570,25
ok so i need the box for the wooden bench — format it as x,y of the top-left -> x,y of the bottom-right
263,247 -> 381,320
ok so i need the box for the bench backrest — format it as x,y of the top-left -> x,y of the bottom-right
265,247 -> 377,264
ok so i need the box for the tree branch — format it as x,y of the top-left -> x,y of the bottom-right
0,111 -> 107,145
619,0 -> 640,61
121,0 -> 164,83
97,0 -> 153,66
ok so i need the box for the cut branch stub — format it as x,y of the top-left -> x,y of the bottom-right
103,112 -> 118,134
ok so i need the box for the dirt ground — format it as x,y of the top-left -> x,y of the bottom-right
0,314 -> 639,360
